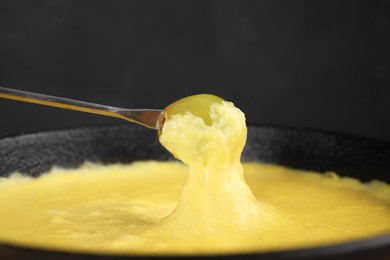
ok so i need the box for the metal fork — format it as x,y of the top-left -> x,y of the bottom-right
0,86 -> 165,130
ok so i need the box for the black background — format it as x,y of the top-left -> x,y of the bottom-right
0,0 -> 389,140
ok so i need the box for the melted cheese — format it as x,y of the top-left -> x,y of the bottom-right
0,162 -> 389,255
0,97 -> 389,255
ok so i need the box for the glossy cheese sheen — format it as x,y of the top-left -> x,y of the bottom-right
0,162 -> 389,255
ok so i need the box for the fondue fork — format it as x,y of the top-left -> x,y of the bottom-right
0,86 -> 166,130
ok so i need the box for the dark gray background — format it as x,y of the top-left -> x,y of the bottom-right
0,0 -> 389,140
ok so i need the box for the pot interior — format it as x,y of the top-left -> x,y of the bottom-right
0,124 -> 390,260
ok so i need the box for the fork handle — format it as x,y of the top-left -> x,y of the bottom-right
0,86 -> 164,130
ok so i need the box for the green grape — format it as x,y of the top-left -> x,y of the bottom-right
163,94 -> 225,126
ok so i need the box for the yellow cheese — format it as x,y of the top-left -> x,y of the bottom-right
0,94 -> 389,255
0,162 -> 389,255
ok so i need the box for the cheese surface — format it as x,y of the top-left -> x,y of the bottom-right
0,162 -> 390,255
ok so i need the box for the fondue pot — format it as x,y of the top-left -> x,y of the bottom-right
0,125 -> 389,260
